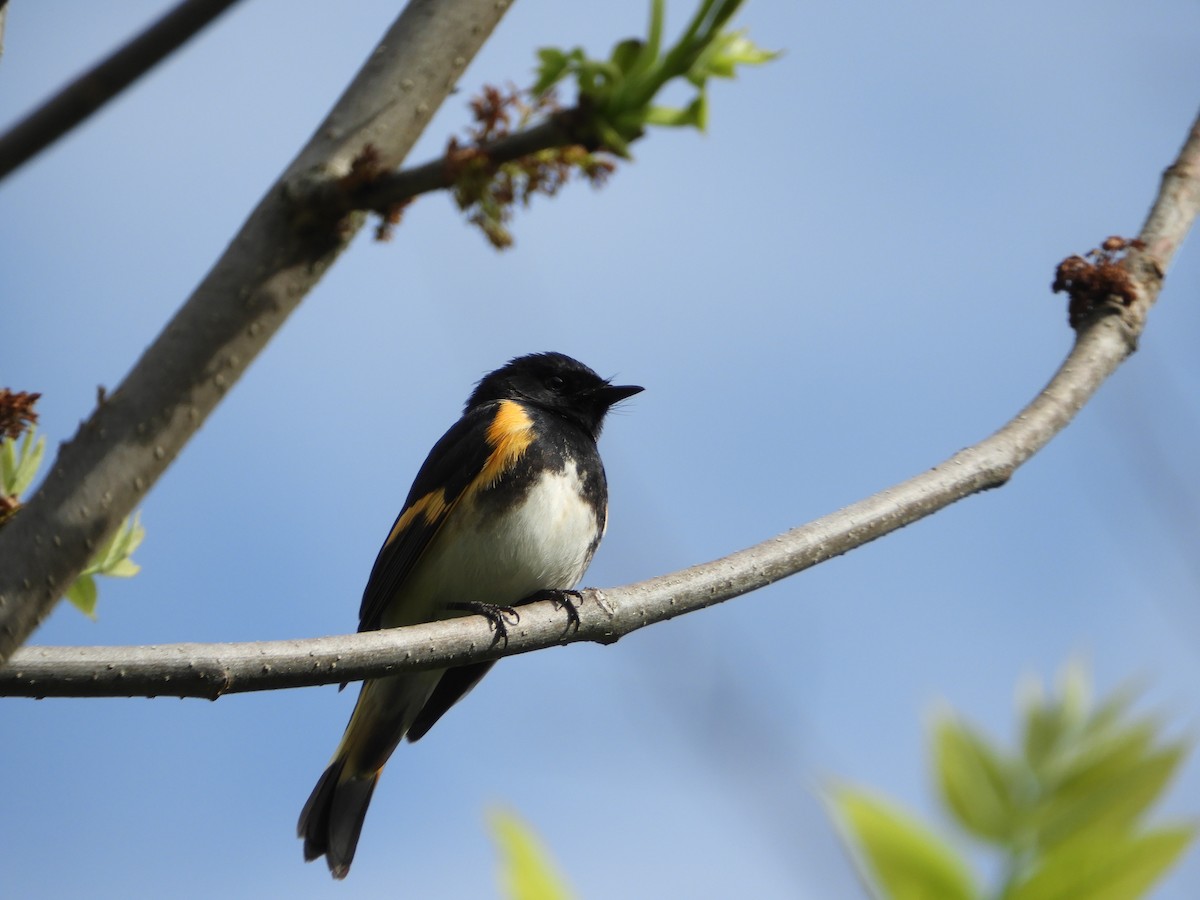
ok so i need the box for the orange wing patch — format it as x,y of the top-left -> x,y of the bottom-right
384,488 -> 450,547
382,400 -> 533,550
478,399 -> 534,489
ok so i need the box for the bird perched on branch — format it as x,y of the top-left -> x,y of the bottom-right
298,351 -> 642,878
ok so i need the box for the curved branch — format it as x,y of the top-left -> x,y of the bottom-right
0,308 -> 1134,699
0,306 -> 1153,699
0,0 -> 245,182
5,106 -> 1198,699
0,0 -> 516,663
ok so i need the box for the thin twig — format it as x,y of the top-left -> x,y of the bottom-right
348,117 -> 588,214
0,0 -> 244,182
0,3 -> 9,63
5,108 -> 1198,699
300,113 -> 597,221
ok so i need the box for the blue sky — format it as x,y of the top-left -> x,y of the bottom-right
4,1 -> 1200,897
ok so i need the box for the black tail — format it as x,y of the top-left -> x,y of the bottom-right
297,757 -> 378,880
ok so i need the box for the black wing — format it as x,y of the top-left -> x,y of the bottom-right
404,661 -> 496,742
357,404 -> 498,634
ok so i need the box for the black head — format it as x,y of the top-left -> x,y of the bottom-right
467,352 -> 643,440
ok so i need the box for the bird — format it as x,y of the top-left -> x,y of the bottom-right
298,351 -> 642,878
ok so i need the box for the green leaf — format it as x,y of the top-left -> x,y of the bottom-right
532,47 -> 581,96
933,713 -> 1018,844
62,513 -> 146,616
488,808 -> 574,900
1051,721 -> 1157,795
830,786 -> 979,900
104,558 -> 142,578
609,39 -> 645,74
643,93 -> 707,130
714,30 -> 780,70
1023,693 -> 1066,773
0,433 -> 15,492
85,513 -> 145,578
1,427 -> 46,498
532,0 -> 777,151
688,29 -> 779,85
1058,660 -> 1092,726
1019,664 -> 1096,775
579,60 -> 624,97
1081,683 -> 1143,741
1009,825 -> 1197,900
14,432 -> 45,496
593,119 -> 634,159
643,0 -> 666,66
1034,739 -> 1188,852
113,512 -> 146,562
65,574 -> 98,619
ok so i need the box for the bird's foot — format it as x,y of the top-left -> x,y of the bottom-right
447,601 -> 520,647
522,588 -> 584,635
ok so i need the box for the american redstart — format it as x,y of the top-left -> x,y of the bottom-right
298,351 -> 642,878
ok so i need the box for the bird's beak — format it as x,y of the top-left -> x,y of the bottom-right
597,383 -> 644,407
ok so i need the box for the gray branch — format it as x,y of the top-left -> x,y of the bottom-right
4,106 -> 1197,699
0,0 -> 516,663
0,0 -> 245,182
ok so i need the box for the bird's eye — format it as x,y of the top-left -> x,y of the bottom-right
546,375 -> 565,391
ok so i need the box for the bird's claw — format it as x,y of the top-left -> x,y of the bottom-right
448,601 -> 520,648
522,588 -> 583,635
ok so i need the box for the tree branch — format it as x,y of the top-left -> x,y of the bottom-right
0,0 -> 516,663
0,3 -> 9,63
0,0 -> 245,182
5,106 -> 1198,700
332,113 -> 602,217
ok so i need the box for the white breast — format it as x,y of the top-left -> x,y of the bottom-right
384,461 -> 601,628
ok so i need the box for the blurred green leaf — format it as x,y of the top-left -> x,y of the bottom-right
1,423 -> 144,616
934,713 -> 1018,844
532,47 -> 583,96
1023,693 -> 1065,773
1009,825 -> 1196,900
531,0 -> 776,151
1035,740 -> 1188,852
1058,661 -> 1092,729
65,574 -> 98,619
830,665 -> 1195,900
1082,685 -> 1143,741
116,513 -> 145,562
1047,721 -> 1156,795
489,808 -> 574,900
831,786 -> 978,900
0,430 -> 16,491
81,513 -> 144,579
61,513 -> 146,618
636,0 -> 666,77
1,425 -> 46,498
471,0 -> 776,249
1022,661 -> 1139,778
609,38 -> 646,75
687,29 -> 779,85
644,94 -> 707,130
104,557 -> 142,578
